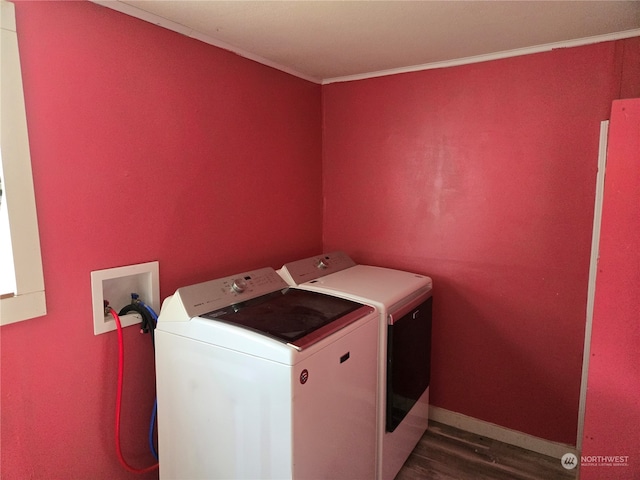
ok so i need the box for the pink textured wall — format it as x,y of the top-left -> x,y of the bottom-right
580,99 -> 640,479
322,39 -> 639,445
1,2 -> 321,478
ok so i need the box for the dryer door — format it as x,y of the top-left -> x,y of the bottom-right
386,296 -> 432,432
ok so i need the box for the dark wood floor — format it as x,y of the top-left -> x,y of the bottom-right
396,421 -> 578,480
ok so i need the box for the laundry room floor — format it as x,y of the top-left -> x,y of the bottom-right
396,421 -> 578,480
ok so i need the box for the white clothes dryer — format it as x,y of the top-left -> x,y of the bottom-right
278,252 -> 433,480
155,267 -> 379,480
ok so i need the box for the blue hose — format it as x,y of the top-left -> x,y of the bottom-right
134,295 -> 160,461
141,302 -> 159,323
149,399 -> 159,461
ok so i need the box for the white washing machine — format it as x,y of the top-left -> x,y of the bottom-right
155,267 -> 379,480
278,252 -> 433,480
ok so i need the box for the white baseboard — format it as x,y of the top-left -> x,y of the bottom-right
429,406 -> 577,459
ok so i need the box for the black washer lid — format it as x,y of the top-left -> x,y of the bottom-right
203,288 -> 373,349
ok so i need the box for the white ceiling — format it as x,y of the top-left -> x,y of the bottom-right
96,1 -> 640,84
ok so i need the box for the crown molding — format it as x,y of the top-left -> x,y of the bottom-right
323,29 -> 640,84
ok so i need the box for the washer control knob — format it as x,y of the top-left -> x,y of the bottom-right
317,258 -> 330,270
231,278 -> 248,293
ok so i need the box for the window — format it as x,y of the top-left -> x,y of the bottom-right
0,0 -> 46,325
1,167 -> 16,296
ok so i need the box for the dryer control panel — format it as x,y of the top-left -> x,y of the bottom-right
278,251 -> 356,285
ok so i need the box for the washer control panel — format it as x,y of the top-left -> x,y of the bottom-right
279,251 -> 356,285
176,267 -> 289,318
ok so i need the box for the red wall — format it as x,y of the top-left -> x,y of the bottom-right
580,99 -> 640,479
1,2 -> 321,479
322,39 -> 639,445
